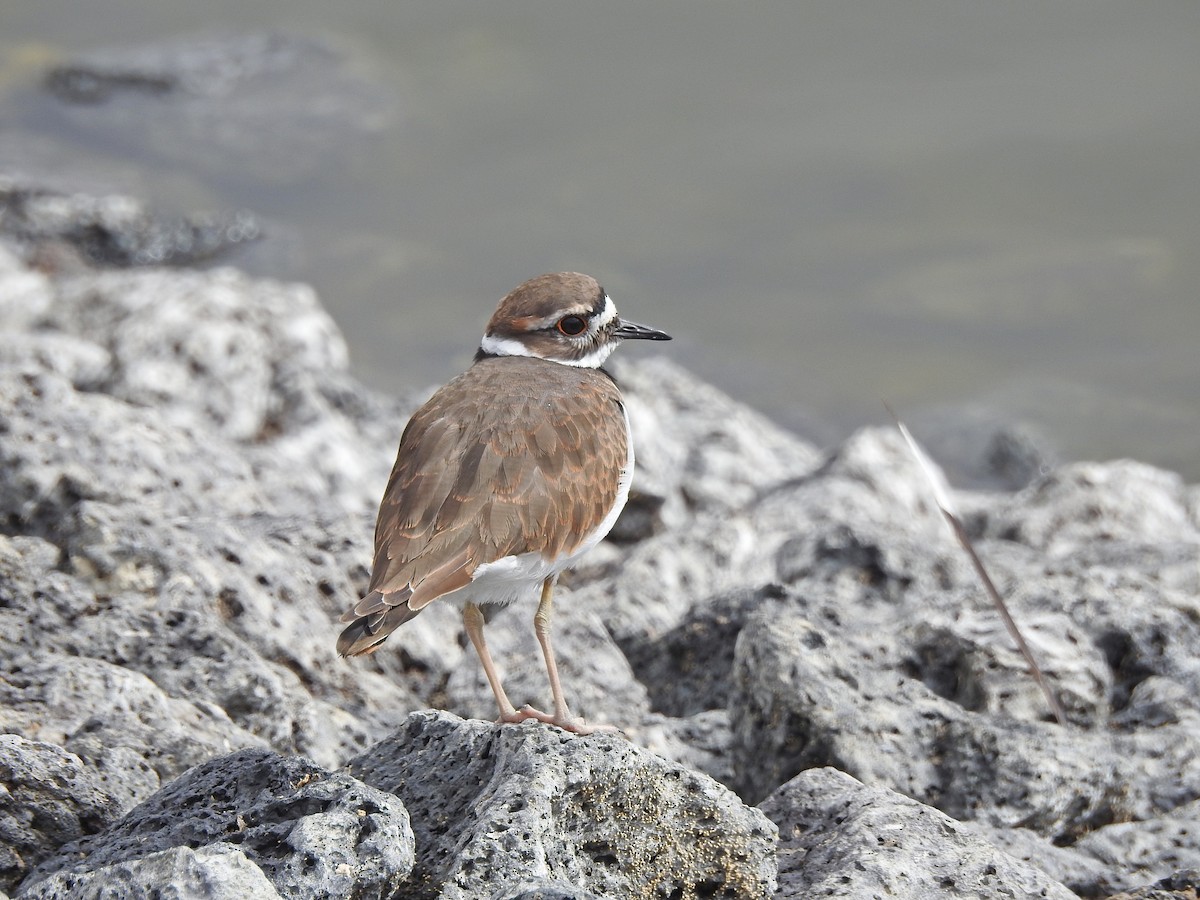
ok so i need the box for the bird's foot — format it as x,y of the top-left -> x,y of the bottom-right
499,704 -> 621,735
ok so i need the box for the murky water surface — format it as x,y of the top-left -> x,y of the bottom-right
3,2 -> 1198,479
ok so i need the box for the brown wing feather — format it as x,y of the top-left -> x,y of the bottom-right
338,357 -> 627,655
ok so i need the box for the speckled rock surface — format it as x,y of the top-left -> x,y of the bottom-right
20,845 -> 284,900
0,736 -> 119,894
762,767 -> 1077,899
348,711 -> 778,900
2,176 -> 1198,898
1102,870 -> 1200,900
20,749 -> 413,899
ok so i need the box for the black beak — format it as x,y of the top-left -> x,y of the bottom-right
614,319 -> 672,341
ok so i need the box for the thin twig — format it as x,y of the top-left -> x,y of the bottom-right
885,403 -> 1067,726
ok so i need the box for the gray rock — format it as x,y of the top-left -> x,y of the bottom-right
756,426 -> 956,540
761,767 -> 1077,899
0,652 -> 254,809
613,356 -> 820,529
0,288 -> 419,771
553,358 -> 821,644
627,710 -> 736,789
0,366 -> 266,526
46,267 -> 348,442
0,331 -> 111,388
0,238 -> 422,818
729,600 -> 1200,836
3,179 -> 1200,898
0,518 -> 410,778
0,181 -> 261,269
985,460 -> 1197,555
623,585 -> 785,718
567,506 -> 769,644
348,711 -> 778,900
490,883 -> 600,900
1072,800 -> 1200,894
21,748 -> 414,899
0,736 -> 119,895
903,596 -> 1112,725
0,244 -> 52,329
968,825 -> 1112,897
1104,870 -> 1200,900
19,846 -> 283,900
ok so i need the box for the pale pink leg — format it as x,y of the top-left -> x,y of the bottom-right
464,601 -> 565,727
462,601 -> 523,721
530,577 -> 619,735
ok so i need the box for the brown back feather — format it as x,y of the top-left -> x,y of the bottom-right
366,356 -> 627,603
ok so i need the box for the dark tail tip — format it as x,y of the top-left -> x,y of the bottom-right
336,619 -> 387,657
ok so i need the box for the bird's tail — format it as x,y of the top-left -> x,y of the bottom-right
336,590 -> 422,656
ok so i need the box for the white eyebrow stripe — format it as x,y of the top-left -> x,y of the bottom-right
523,313 -> 565,330
520,306 -> 597,332
505,295 -> 614,335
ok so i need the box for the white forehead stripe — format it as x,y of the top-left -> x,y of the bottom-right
595,294 -> 617,328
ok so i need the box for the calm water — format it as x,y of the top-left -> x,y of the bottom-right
3,2 -> 1198,480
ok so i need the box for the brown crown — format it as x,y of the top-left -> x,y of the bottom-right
485,272 -> 607,338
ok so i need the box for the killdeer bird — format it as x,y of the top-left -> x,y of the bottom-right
338,272 -> 670,733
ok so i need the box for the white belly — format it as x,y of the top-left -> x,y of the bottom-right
445,401 -> 634,609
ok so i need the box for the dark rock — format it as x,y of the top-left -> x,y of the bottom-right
348,711 -> 778,900
623,585 -> 784,718
21,748 -> 413,899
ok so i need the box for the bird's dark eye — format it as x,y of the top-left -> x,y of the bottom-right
556,315 -> 587,336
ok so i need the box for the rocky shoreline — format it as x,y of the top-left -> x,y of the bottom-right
1,178 -> 1198,898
